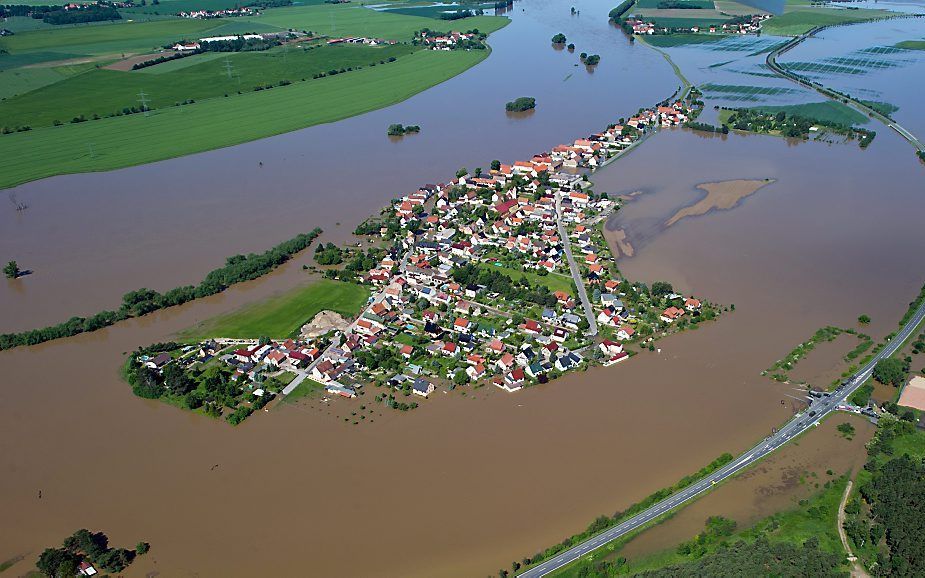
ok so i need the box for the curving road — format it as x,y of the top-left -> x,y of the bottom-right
555,193 -> 599,337
519,297 -> 925,577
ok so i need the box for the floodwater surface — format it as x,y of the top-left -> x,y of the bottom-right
0,0 -> 678,333
2,6 -> 925,578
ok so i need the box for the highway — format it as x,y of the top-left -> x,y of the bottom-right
519,297 -> 925,577
555,193 -> 599,337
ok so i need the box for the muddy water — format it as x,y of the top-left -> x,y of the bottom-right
0,0 -> 678,333
617,414 -> 875,560
787,334 -> 857,389
2,11 -> 925,578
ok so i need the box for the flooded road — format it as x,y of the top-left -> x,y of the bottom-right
2,5 -> 925,578
0,0 -> 678,333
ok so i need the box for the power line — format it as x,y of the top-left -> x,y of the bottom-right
223,56 -> 235,80
137,90 -> 150,117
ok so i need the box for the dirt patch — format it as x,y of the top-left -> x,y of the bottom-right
609,228 -> 635,258
300,310 -> 349,339
665,179 -> 775,227
104,52 -> 171,71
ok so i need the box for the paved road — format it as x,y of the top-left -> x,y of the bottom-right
519,298 -> 925,577
766,21 -> 925,153
555,193 -> 598,337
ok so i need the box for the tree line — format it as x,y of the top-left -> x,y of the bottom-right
36,528 -> 148,577
0,228 -> 322,351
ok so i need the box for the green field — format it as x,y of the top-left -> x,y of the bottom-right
0,2 -> 507,187
255,4 -> 506,40
896,39 -> 925,51
761,6 -> 893,36
181,278 -> 369,339
0,44 -> 495,188
636,0 -> 714,8
0,43 -> 415,127
750,100 -> 870,125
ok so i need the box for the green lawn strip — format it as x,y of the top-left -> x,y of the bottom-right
280,376 -> 327,403
0,47 -> 497,189
180,278 -> 369,339
0,43 -> 416,128
896,39 -> 925,51
761,7 -> 894,36
478,262 -> 574,295
642,33 -> 724,47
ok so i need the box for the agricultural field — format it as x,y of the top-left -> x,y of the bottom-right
0,1 -> 508,187
760,2 -> 894,36
0,43 -> 415,127
0,48 -> 491,189
642,33 -> 724,47
896,39 -> 925,51
748,100 -> 870,126
180,278 -> 369,339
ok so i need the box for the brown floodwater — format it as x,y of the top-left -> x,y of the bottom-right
0,0 -> 679,333
616,414 -> 875,561
3,6 -> 925,578
787,334 -> 857,390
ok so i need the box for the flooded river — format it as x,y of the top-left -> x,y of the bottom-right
2,6 -> 925,578
0,0 -> 678,333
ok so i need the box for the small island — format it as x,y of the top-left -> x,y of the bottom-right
387,123 -> 421,136
505,97 -> 536,112
4,259 -> 21,279
580,52 -> 601,66
551,32 -> 567,44
35,529 -> 148,577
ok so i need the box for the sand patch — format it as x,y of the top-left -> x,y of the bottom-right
665,178 -> 775,227
300,310 -> 349,339
609,228 -> 635,258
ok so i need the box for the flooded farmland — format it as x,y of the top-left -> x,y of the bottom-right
2,4 -> 925,578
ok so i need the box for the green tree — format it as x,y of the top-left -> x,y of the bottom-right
873,358 -> 907,387
4,260 -> 20,279
858,314 -> 871,324
551,33 -> 567,44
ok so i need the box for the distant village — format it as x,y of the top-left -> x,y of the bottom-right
626,13 -> 770,36
130,89 -> 722,424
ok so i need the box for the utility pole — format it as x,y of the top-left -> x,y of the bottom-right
223,56 -> 235,80
137,90 -> 150,117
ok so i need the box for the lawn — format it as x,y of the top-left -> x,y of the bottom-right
643,15 -> 733,29
280,376 -> 326,402
761,7 -> 894,36
636,0 -> 714,8
750,100 -> 870,126
0,43 -> 416,128
479,262 -> 574,295
181,278 -> 369,339
0,47 -> 495,189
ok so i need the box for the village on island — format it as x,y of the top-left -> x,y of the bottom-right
127,88 -> 722,425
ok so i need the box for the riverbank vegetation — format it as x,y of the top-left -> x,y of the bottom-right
762,325 -> 872,386
0,228 -> 322,350
36,529 -> 147,577
505,96 -> 536,112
